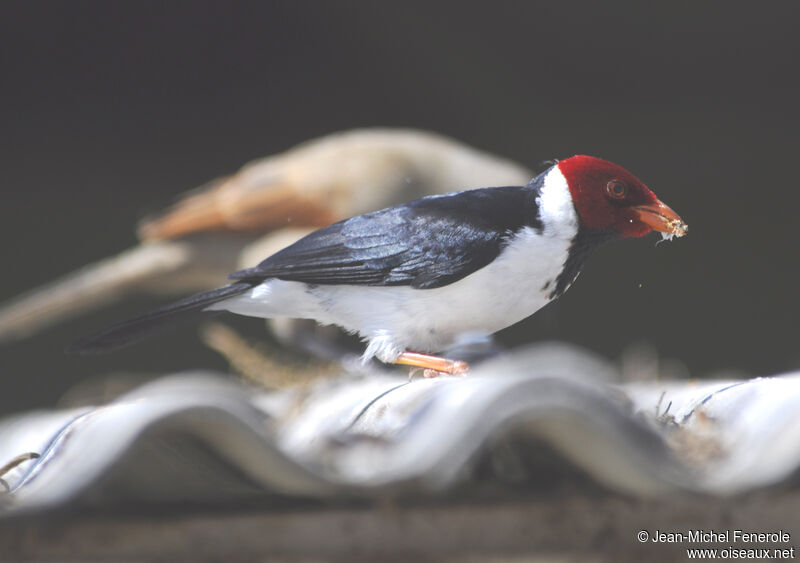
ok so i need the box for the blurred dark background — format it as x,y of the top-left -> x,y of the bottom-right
1,2 -> 798,415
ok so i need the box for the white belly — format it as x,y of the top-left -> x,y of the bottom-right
211,226 -> 573,363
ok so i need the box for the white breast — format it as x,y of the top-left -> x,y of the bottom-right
212,167 -> 579,363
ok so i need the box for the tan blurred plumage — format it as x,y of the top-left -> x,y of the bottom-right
138,128 -> 532,240
0,128 -> 532,342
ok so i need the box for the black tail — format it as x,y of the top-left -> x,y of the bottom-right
67,282 -> 255,355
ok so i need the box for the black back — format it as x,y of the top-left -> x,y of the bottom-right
230,184 -> 543,289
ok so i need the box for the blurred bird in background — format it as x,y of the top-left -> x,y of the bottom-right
0,128 -> 532,360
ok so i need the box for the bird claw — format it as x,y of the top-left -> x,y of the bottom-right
408,367 -> 424,381
408,365 -> 468,380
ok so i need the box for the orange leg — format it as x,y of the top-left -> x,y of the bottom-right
394,351 -> 469,377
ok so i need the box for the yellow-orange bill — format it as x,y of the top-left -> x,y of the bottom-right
631,199 -> 688,237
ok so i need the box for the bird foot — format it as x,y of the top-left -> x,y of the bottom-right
408,367 -> 467,381
397,351 -> 469,379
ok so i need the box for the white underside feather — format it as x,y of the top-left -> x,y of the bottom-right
209,167 -> 579,363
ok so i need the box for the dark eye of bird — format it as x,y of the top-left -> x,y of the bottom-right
606,180 -> 627,199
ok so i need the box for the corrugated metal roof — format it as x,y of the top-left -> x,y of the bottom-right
2,344 -> 799,515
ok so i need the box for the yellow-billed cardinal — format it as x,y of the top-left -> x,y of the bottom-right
70,156 -> 688,375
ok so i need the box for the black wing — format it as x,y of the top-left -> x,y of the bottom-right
229,184 -> 542,289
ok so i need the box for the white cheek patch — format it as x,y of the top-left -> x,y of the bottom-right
536,167 -> 578,237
